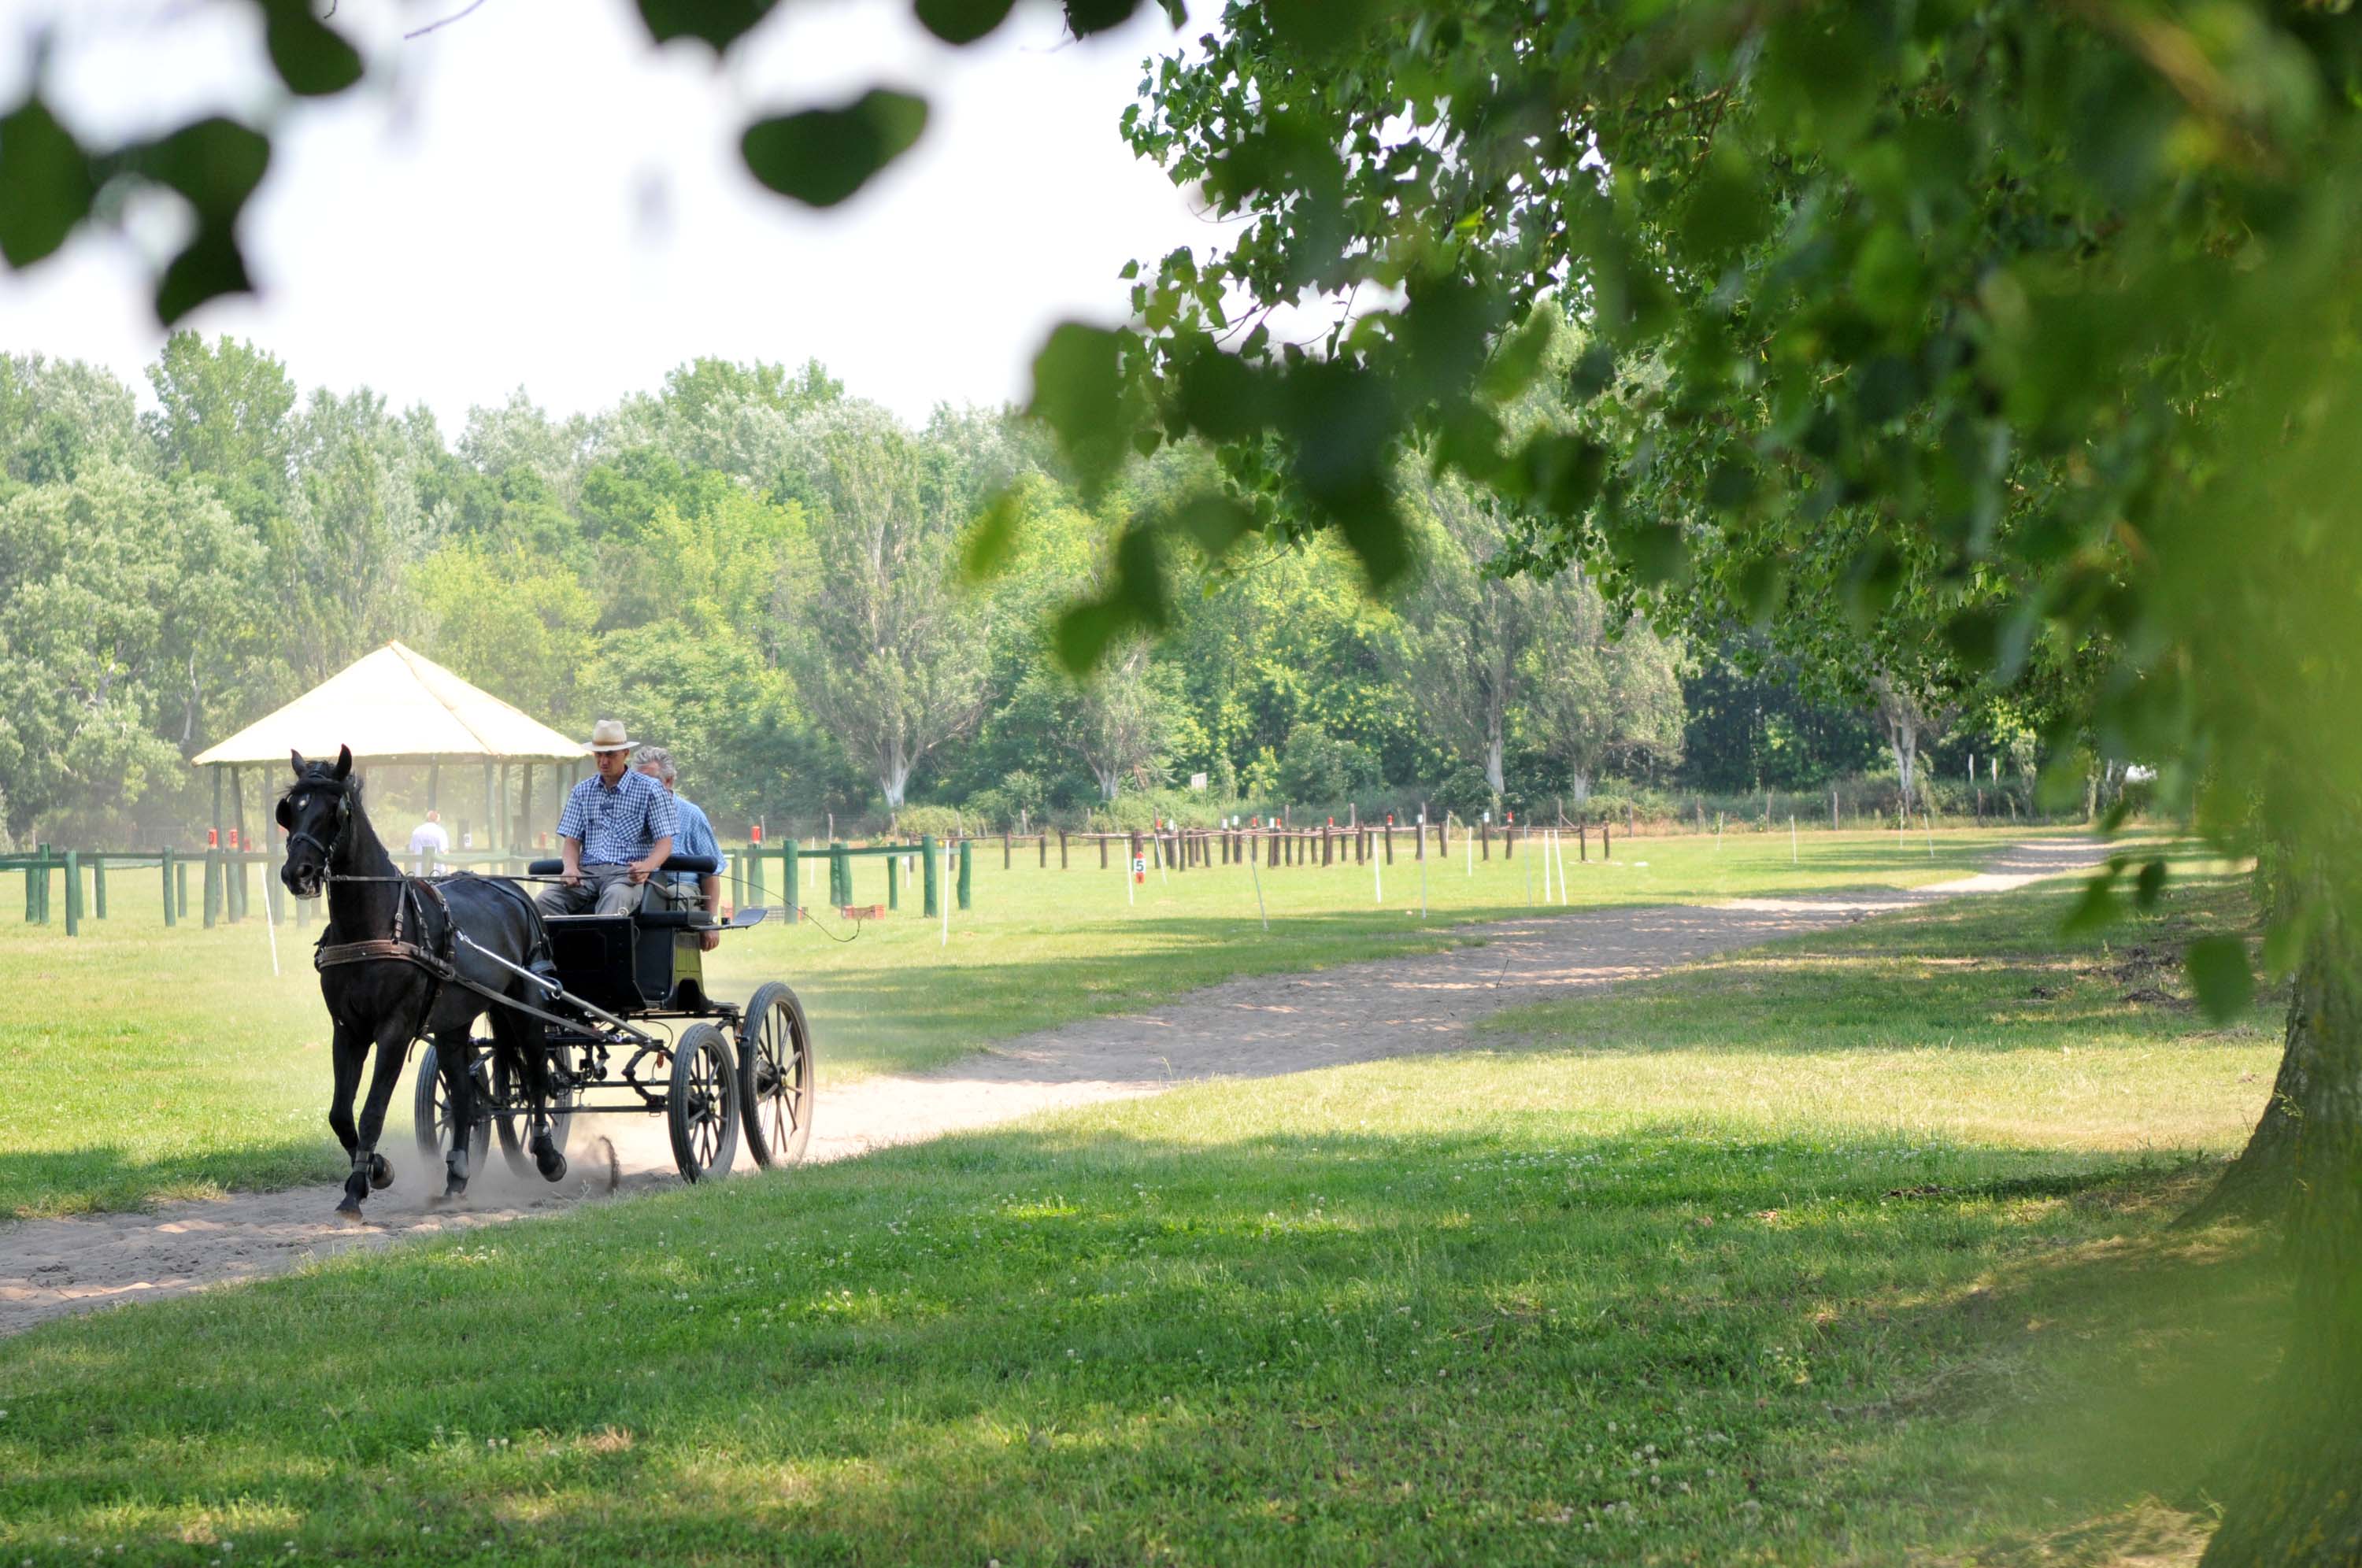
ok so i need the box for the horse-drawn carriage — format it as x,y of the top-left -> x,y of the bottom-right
412,853 -> 816,1185
280,746 -> 816,1219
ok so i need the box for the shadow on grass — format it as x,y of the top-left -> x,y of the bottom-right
0,1112 -> 2282,1565
0,1136 -> 344,1219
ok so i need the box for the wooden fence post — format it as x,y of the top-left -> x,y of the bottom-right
887,852 -> 900,911
1482,821 -> 1490,860
202,849 -> 220,927
783,844 -> 801,921
1100,834 -> 1109,870
1384,823 -> 1394,863
1060,830 -> 1069,869
957,838 -> 973,910
1603,822 -> 1612,860
921,835 -> 939,917
92,856 -> 107,919
161,849 -> 176,928
1579,823 -> 1588,862
1003,830 -> 1011,871
176,856 -> 189,919
63,850 -> 80,937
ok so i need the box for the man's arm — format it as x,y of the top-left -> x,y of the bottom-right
560,835 -> 583,886
697,871 -> 724,950
628,834 -> 673,885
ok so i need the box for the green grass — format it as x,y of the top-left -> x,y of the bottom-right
0,827 -> 2063,1218
0,867 -> 2281,1565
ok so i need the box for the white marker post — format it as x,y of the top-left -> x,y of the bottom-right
1790,813 -> 1798,864
1373,834 -> 1383,904
942,840 -> 952,945
1248,838 -> 1268,932
1555,829 -> 1570,905
262,867 -> 280,978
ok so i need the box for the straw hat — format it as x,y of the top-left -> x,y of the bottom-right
587,719 -> 635,753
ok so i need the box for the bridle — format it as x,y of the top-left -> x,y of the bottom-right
283,773 -> 357,875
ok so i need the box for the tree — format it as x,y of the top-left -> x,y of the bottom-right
1015,640 -> 1183,801
1866,669 -> 1957,813
411,542 -> 600,729
0,463 -> 258,838
783,401 -> 994,808
1395,474 -> 1534,801
1102,9 -> 2362,1560
1517,578 -> 1684,805
0,353 -> 143,486
144,333 -> 295,537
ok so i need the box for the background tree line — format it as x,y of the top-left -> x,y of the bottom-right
0,336 -> 2030,849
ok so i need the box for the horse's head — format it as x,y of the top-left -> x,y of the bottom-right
279,745 -> 354,899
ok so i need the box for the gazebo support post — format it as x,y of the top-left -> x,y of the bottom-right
483,763 -> 497,864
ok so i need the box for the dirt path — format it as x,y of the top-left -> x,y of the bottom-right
0,838 -> 2105,1337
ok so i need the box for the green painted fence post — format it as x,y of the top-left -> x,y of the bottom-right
176,856 -> 190,920
921,834 -> 939,917
887,849 -> 899,911
161,849 -> 176,927
21,856 -> 35,923
63,851 -> 80,937
203,849 -> 220,928
783,845 -> 799,922
746,842 -> 764,910
34,847 -> 50,924
957,838 -> 972,912
92,856 -> 107,919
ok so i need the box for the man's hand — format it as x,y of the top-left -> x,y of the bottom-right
561,864 -> 582,888
698,930 -> 720,952
626,860 -> 653,886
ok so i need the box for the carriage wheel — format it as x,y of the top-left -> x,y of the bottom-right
737,982 -> 816,1168
412,1041 -> 491,1175
666,1023 -> 740,1183
493,1038 -> 579,1179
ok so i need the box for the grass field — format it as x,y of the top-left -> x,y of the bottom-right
0,864 -> 2281,1565
0,826 -> 2056,1219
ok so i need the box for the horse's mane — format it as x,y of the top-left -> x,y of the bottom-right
280,766 -> 363,804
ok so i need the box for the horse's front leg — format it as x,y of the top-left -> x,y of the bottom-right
340,1016 -> 413,1218
328,1023 -> 368,1217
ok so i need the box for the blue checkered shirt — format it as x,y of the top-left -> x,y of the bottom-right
664,795 -> 727,893
556,768 -> 679,867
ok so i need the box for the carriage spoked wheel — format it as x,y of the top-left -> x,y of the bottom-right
666,1023 -> 741,1182
412,1040 -> 492,1177
736,982 -> 816,1168
494,1038 -> 580,1179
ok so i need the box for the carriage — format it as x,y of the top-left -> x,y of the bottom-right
411,854 -> 816,1185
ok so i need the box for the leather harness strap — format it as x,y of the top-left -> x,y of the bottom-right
315,875 -> 458,1048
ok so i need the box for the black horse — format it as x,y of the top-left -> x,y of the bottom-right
277,746 -> 567,1219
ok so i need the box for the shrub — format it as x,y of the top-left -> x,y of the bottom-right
1276,725 -> 1383,804
891,804 -> 966,838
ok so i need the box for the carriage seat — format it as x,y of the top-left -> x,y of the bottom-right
526,856 -> 720,926
526,856 -> 724,1011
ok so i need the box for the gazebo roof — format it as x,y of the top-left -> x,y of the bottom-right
191,642 -> 586,768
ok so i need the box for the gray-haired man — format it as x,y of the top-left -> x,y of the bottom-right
634,745 -> 727,951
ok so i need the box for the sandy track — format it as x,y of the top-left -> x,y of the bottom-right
0,838 -> 2105,1337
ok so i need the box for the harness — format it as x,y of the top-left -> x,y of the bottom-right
298,775 -> 566,1043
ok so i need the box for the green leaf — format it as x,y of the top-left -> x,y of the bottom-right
155,224 -> 254,325
0,98 -> 94,268
1062,0 -> 1142,36
257,0 -> 364,97
1053,600 -> 1127,673
961,488 -> 1024,581
1028,321 -> 1131,490
742,90 -> 928,209
915,0 -> 1016,45
135,118 -> 271,224
636,0 -> 780,50
1477,309 -> 1555,404
1173,493 -> 1254,559
2185,936 -> 2254,1022
2061,873 -> 2122,936
2134,857 -> 2167,910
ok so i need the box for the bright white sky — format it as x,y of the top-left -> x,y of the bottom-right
0,0 -> 1227,431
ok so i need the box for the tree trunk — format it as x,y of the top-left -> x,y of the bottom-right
1568,770 -> 1593,805
2201,907 -> 2362,1564
1485,732 -> 1505,799
2180,987 -> 2319,1228
1890,719 -> 1918,806
881,764 -> 910,810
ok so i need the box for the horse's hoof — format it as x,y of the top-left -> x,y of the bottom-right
334,1199 -> 366,1224
369,1155 -> 394,1191
536,1152 -> 568,1183
429,1185 -> 466,1208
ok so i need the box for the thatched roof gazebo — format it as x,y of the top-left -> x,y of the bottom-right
192,641 -> 586,860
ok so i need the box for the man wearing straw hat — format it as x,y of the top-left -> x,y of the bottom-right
536,719 -> 677,917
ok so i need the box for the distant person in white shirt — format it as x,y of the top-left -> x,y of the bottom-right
407,810 -> 450,869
